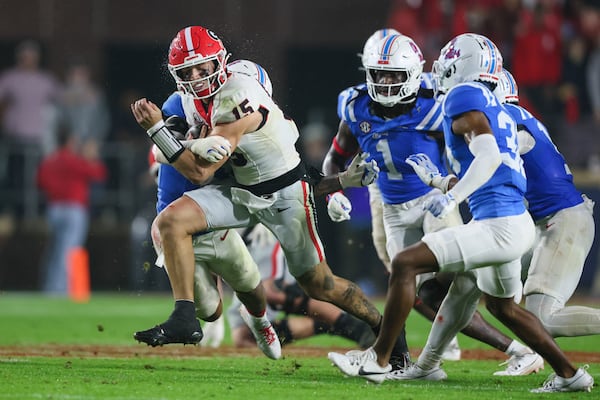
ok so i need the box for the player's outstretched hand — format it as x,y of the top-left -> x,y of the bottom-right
338,152 -> 379,188
189,135 -> 232,163
326,192 -> 352,222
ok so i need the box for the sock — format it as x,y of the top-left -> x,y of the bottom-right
171,300 -> 196,321
272,319 -> 294,345
418,343 -> 443,370
506,340 -> 530,356
332,313 -> 375,348
161,300 -> 198,332
391,325 -> 409,356
370,315 -> 409,355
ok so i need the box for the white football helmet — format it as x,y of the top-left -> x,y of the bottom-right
493,68 -> 519,104
168,26 -> 230,99
362,34 -> 425,107
432,33 -> 503,95
226,60 -> 273,97
360,28 -> 402,67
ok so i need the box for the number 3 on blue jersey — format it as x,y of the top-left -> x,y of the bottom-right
498,109 -> 525,178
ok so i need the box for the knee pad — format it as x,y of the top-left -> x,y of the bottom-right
194,265 -> 221,320
525,293 -> 560,326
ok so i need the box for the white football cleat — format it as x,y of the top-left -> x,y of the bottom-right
239,306 -> 281,360
328,347 -> 391,383
493,352 -> 544,376
530,366 -> 593,393
387,364 -> 448,381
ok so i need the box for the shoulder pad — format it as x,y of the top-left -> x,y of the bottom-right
337,84 -> 366,122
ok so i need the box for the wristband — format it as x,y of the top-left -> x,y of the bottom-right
147,120 -> 185,163
332,137 -> 355,158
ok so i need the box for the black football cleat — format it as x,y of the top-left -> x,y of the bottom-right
134,320 -> 203,347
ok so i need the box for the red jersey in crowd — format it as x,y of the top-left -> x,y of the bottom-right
36,146 -> 107,207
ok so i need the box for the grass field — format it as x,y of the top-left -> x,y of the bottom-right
0,292 -> 598,399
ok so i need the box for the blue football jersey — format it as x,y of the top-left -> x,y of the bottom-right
338,83 -> 445,205
504,103 -> 583,221
442,82 -> 527,220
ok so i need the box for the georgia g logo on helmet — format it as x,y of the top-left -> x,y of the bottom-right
207,30 -> 220,42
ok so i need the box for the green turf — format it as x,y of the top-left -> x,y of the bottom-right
0,292 -> 598,399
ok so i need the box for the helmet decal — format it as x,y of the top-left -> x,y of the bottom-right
378,35 -> 402,65
482,37 -> 499,74
444,41 -> 460,60
207,30 -> 219,41
408,41 -> 424,62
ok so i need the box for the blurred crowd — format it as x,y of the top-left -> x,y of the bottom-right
387,0 -> 600,167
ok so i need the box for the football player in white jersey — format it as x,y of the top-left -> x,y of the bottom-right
130,26 -> 406,361
144,107 -> 282,358
327,33 -> 593,393
493,69 -> 600,338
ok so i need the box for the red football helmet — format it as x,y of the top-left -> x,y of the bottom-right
168,26 -> 230,99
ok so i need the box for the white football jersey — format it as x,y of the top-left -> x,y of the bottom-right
182,71 -> 300,186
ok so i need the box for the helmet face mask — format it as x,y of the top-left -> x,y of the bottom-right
432,33 -> 502,95
168,26 -> 230,99
362,34 -> 424,107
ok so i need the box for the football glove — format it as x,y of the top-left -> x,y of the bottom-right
189,135 -> 232,163
423,192 -> 457,219
406,153 -> 455,193
326,191 -> 352,222
338,152 -> 379,188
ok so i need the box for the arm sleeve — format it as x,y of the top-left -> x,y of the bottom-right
447,133 -> 501,203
